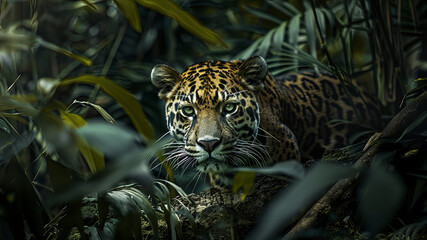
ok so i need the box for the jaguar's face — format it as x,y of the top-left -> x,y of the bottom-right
151,56 -> 269,174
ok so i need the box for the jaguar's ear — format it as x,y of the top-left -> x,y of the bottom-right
238,56 -> 268,90
151,64 -> 181,100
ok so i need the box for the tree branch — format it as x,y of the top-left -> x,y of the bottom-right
284,91 -> 427,237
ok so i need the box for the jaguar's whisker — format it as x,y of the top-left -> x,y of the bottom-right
258,127 -> 281,143
155,131 -> 171,143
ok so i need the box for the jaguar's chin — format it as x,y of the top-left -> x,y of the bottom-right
196,158 -> 228,173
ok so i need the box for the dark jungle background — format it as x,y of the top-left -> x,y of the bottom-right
0,0 -> 426,239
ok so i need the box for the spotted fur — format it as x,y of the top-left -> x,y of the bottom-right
151,56 -> 382,185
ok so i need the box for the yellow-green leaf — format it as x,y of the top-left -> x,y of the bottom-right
60,111 -> 87,129
157,151 -> 175,183
232,171 -> 256,201
77,136 -> 105,173
60,49 -> 93,66
114,0 -> 228,48
1,113 -> 29,124
114,0 -> 142,33
59,111 -> 104,173
72,100 -> 116,123
38,38 -> 92,66
81,0 -> 98,11
59,75 -> 154,143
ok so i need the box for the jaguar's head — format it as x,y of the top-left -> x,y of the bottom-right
151,56 -> 270,177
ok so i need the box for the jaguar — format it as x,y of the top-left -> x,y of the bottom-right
151,56 -> 382,185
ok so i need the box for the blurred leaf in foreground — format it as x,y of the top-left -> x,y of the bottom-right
247,164 -> 357,240
77,121 -> 141,159
45,129 -> 169,206
359,167 -> 406,236
232,161 -> 305,201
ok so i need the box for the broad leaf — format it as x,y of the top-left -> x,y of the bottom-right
76,137 -> 105,173
114,0 -> 227,48
0,96 -> 38,116
232,160 -> 305,179
60,111 -> 87,129
232,171 -> 256,201
114,0 -> 142,33
0,131 -> 36,165
247,163 -> 357,240
45,136 -> 167,206
359,167 -> 405,235
59,75 -> 154,142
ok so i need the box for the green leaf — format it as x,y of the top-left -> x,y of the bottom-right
59,75 -> 154,143
359,167 -> 406,235
174,198 -> 196,234
247,163 -> 356,240
235,37 -> 264,59
396,111 -> 427,142
156,179 -> 192,204
232,160 -> 305,179
76,136 -> 105,173
258,29 -> 275,57
170,211 -> 183,240
77,121 -> 141,159
304,9 -> 317,59
267,0 -> 300,17
371,150 -> 396,167
232,171 -> 256,201
272,22 -> 287,52
288,14 -> 301,47
59,110 -> 105,173
45,137 -> 166,206
348,130 -> 375,144
133,0 -> 228,48
0,96 -> 38,116
0,131 -> 36,165
279,1 -> 301,16
116,186 -> 160,239
114,0 -> 142,33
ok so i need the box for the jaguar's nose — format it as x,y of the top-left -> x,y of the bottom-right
197,138 -> 221,153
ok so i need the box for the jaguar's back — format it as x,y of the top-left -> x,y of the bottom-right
256,70 -> 383,161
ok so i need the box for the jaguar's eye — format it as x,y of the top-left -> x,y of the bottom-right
223,103 -> 237,114
182,106 -> 195,117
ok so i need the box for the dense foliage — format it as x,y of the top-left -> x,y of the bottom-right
0,0 -> 426,239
